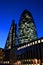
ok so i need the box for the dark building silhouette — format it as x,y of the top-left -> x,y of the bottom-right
4,20 -> 17,63
5,20 -> 16,50
18,10 -> 37,44
10,46 -> 17,63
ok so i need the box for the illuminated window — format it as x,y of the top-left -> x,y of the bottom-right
29,59 -> 31,61
32,42 -> 34,45
35,41 -> 37,44
8,61 -> 9,64
38,40 -> 40,43
6,61 -> 8,64
21,39 -> 24,43
25,40 -> 28,43
41,39 -> 43,42
4,61 -> 6,64
8,46 -> 11,49
28,44 -> 30,46
23,45 -> 27,48
25,22 -> 27,25
9,38 -> 11,42
26,14 -> 31,19
27,59 -> 28,62
24,45 -> 26,47
25,44 -> 28,47
30,43 -> 32,46
24,60 -> 26,61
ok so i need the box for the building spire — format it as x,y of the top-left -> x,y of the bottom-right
5,20 -> 16,50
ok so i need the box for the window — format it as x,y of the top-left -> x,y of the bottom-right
30,43 -> 32,46
26,60 -> 28,62
38,40 -> 40,43
3,61 -> 6,64
28,44 -> 30,47
41,39 -> 43,42
21,39 -> 24,43
8,46 -> 11,49
35,41 -> 37,44
32,42 -> 34,45
24,45 -> 26,48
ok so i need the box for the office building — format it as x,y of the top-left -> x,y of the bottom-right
5,20 -> 16,50
18,9 -> 37,44
17,37 -> 43,65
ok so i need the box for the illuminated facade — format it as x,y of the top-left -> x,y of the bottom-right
17,37 -> 43,65
5,20 -> 16,50
18,10 -> 37,44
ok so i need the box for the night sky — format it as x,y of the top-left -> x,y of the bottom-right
0,0 -> 43,48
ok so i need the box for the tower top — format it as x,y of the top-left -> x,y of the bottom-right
21,9 -> 32,17
19,9 -> 33,25
11,19 -> 15,25
5,20 -> 16,50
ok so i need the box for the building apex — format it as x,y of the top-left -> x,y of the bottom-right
21,9 -> 32,17
12,19 -> 15,25
23,9 -> 29,13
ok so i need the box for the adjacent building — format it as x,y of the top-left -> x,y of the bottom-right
4,20 -> 17,63
5,20 -> 16,50
17,37 -> 43,65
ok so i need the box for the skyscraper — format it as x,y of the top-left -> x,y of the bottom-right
5,20 -> 16,50
0,10 -> 43,65
18,9 -> 38,44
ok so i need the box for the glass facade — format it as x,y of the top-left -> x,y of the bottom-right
5,20 -> 16,49
18,10 -> 38,44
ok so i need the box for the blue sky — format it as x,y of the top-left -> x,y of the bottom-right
0,0 -> 43,48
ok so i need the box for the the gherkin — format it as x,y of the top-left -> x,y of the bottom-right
18,10 -> 38,44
